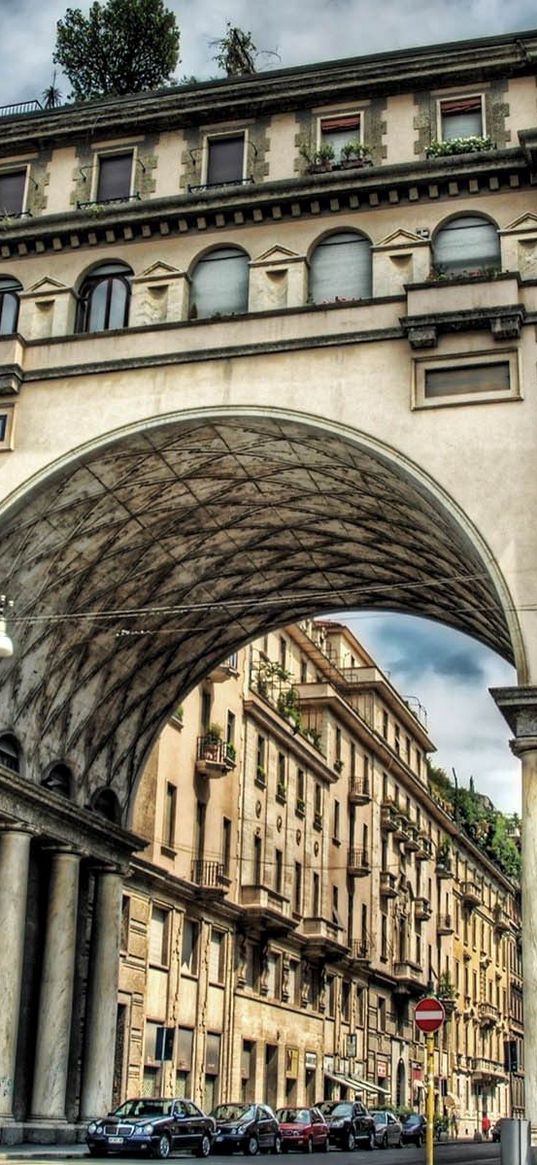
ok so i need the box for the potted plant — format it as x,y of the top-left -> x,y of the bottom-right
299,140 -> 335,173
204,722 -> 222,760
426,135 -> 495,158
256,765 -> 266,784
340,139 -> 372,168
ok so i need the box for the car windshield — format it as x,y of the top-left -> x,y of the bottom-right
329,1104 -> 351,1117
404,1116 -> 421,1125
277,1109 -> 310,1124
372,1113 -> 387,1124
211,1105 -> 255,1122
113,1100 -> 171,1118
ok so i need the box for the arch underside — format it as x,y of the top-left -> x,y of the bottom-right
0,415 -> 512,814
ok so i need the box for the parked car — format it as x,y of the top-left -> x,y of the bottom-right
210,1103 -> 281,1155
317,1100 -> 375,1151
492,1120 -> 503,1143
401,1114 -> 427,1147
276,1107 -> 329,1153
371,1111 -> 403,1149
86,1097 -> 216,1159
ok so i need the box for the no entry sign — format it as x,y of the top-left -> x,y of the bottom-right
414,997 -> 446,1033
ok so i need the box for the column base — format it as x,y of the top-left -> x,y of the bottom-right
0,1121 -> 24,1146
23,1119 -> 83,1144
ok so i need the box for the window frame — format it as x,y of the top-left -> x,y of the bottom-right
76,262 -> 133,333
203,130 -> 248,187
0,166 -> 29,218
317,111 -> 363,159
412,348 -> 520,410
91,148 -> 136,203
437,93 -> 485,142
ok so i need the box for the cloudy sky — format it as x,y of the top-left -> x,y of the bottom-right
1,0 -> 537,105
0,0 -> 524,811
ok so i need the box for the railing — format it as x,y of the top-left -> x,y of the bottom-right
349,777 -> 371,802
380,869 -> 397,896
0,100 -> 42,118
196,736 -> 236,767
188,177 -> 255,193
77,194 -> 141,209
348,848 -> 370,874
191,859 -> 227,888
462,879 -> 482,903
352,937 -> 371,961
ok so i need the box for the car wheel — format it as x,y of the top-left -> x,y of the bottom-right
321,1139 -> 329,1153
196,1135 -> 212,1159
153,1134 -> 171,1160
382,1133 -> 388,1150
346,1132 -> 356,1151
396,1135 -> 402,1149
416,1136 -> 423,1149
245,1136 -> 259,1156
272,1135 -> 282,1156
365,1132 -> 375,1151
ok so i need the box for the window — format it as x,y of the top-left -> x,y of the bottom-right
149,906 -> 169,967
181,918 -> 199,975
296,768 -> 305,809
332,885 -> 340,926
256,735 -> 266,784
121,895 -> 130,952
414,350 -> 519,409
279,637 -> 287,670
77,261 -> 133,332
275,847 -> 283,894
222,817 -> 232,877
190,247 -> 249,319
0,170 -> 26,216
226,710 -> 236,747
342,980 -> 351,1022
209,928 -> 226,983
253,834 -> 263,884
162,782 -> 177,849
96,152 -> 133,202
177,1027 -> 193,1098
320,113 -> 361,162
277,752 -> 287,797
439,95 -> 483,141
310,231 -> 372,304
0,277 -> 21,334
378,997 -> 386,1031
206,135 -> 245,185
382,711 -> 389,740
327,975 -> 336,1017
333,800 -> 340,842
205,1032 -> 221,1111
294,861 -> 302,914
433,215 -> 500,275
312,871 -> 320,916
201,690 -> 211,732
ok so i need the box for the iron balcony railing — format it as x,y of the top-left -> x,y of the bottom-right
0,100 -> 42,118
191,859 -> 227,888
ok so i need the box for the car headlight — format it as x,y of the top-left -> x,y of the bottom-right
331,1120 -> 343,1128
141,1124 -> 154,1135
95,1125 -> 103,1134
88,1123 -> 97,1135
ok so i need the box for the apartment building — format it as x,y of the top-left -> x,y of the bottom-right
119,620 -> 523,1132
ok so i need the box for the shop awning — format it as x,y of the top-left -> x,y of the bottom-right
324,1070 -> 390,1097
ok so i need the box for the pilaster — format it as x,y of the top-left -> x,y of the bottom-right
0,826 -> 32,1121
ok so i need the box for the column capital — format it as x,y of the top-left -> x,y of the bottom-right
490,685 -> 537,744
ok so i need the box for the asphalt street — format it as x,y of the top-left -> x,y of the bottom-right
0,1142 -> 502,1164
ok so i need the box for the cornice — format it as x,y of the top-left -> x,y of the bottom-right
0,149 -> 528,261
1,29 -> 537,150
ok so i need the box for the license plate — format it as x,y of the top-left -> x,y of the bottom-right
108,1137 -> 124,1144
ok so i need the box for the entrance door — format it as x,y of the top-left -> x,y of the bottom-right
265,1044 -> 278,1110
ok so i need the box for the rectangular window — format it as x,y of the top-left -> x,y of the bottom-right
382,711 -> 389,739
207,134 -> 245,185
176,1026 -> 193,1097
256,734 -> 266,783
294,861 -> 302,914
378,997 -> 386,1032
332,885 -> 340,926
335,726 -> 342,762
312,871 -> 320,916
162,782 -> 177,849
275,848 -> 283,894
181,918 -> 199,975
222,817 -> 232,877
121,894 -> 130,952
333,800 -> 340,841
149,906 -> 169,967
205,1032 -> 221,1110
342,980 -> 351,1022
226,710 -> 236,746
277,752 -> 287,797
0,407 -> 15,451
0,169 -> 26,216
327,975 -> 336,1018
97,152 -> 133,202
296,768 -> 305,808
439,95 -> 483,141
414,352 -> 519,409
209,928 -> 226,983
253,834 -> 263,884
320,113 -> 362,161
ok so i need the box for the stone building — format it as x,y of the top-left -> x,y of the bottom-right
0,26 -> 535,1143
119,620 -> 523,1134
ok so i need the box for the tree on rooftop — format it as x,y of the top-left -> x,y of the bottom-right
53,0 -> 180,101
211,23 -> 257,76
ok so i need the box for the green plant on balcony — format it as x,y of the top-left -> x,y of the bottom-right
276,782 -> 287,801
436,838 -> 451,868
206,722 -> 223,742
438,972 -> 456,999
426,135 -> 495,157
277,684 -> 303,732
427,264 -> 502,283
299,139 -> 335,171
303,726 -> 322,750
340,139 -> 372,167
296,796 -> 305,815
226,742 -> 236,763
256,765 -> 266,784
334,758 -> 344,773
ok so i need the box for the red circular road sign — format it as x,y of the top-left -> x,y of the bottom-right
414,997 -> 446,1033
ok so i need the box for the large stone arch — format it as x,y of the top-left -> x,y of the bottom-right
0,407 -> 521,819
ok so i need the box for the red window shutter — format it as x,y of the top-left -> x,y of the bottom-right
440,97 -> 482,114
320,116 -> 361,132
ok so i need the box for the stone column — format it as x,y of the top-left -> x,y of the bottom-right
491,686 -> 537,1130
80,866 -> 123,1119
30,848 -> 81,1120
0,827 -> 32,1119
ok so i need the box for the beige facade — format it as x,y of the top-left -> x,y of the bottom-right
118,621 -> 522,1134
0,28 -> 535,1141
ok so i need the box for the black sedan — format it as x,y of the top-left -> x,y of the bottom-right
401,1114 -> 427,1147
86,1097 -> 215,1158
210,1103 -> 282,1155
317,1100 -> 375,1151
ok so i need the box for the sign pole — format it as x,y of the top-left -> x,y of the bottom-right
426,1033 -> 435,1165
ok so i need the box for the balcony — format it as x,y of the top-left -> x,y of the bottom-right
404,824 -> 420,852
380,870 -> 397,898
461,880 -> 482,907
351,937 -> 372,965
393,813 -> 410,842
240,884 -> 297,935
191,860 -> 230,896
393,960 -> 424,995
209,653 -> 239,682
347,848 -> 370,878
195,735 -> 236,777
380,803 -> 399,832
349,777 -> 371,805
415,896 -> 432,922
402,273 -> 524,350
494,904 -> 510,934
471,1057 -> 507,1082
415,833 -> 432,861
437,913 -> 455,935
301,915 -> 349,959
478,1001 -> 499,1028
435,856 -> 452,879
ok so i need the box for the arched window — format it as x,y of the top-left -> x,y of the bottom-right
190,248 -> 249,319
0,732 -> 20,773
41,763 -> 72,798
77,262 -> 132,333
92,787 -> 121,824
309,231 -> 372,304
433,215 -> 500,276
0,277 -> 21,335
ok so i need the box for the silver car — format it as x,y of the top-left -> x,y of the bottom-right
371,1111 -> 403,1149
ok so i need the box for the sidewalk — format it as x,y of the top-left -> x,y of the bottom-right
0,1149 -> 87,1160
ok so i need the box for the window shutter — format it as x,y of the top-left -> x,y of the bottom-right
207,136 -> 245,185
310,232 -> 372,303
97,153 -> 133,201
191,249 -> 249,318
0,171 -> 26,215
434,217 -> 499,273
149,907 -> 167,964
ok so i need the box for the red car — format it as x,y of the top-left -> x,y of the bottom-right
276,1107 -> 329,1153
